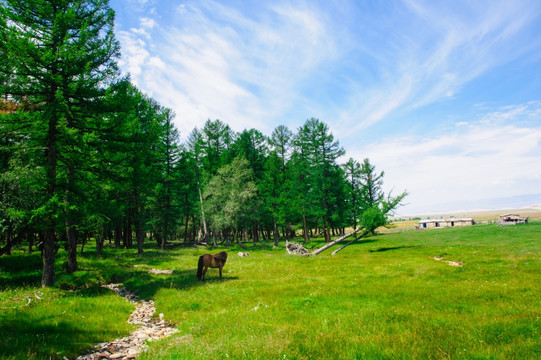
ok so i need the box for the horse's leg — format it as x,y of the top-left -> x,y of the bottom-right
202,266 -> 207,281
219,265 -> 223,279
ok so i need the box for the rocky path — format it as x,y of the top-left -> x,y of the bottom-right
75,282 -> 178,360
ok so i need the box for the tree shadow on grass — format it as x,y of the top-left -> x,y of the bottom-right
355,239 -> 378,246
0,252 -> 42,288
368,245 -> 421,253
122,267 -> 239,300
0,312 -> 113,360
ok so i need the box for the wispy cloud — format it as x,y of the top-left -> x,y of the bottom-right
352,101 -> 541,213
116,0 -> 541,139
334,0 -> 541,138
112,0 -> 541,213
116,0 -> 339,136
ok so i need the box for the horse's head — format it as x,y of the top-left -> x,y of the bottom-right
217,251 -> 228,261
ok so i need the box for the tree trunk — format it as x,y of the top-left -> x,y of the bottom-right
0,227 -> 26,256
322,221 -> 331,243
80,231 -> 88,254
96,235 -> 105,258
198,185 -> 209,244
42,229 -> 55,287
42,112 -> 58,287
183,196 -> 190,243
28,233 -> 34,253
115,221 -> 121,248
65,164 -> 78,274
127,211 -> 133,248
302,213 -> 309,242
135,218 -> 144,255
122,216 -> 128,248
65,220 -> 78,273
162,201 -> 169,250
191,215 -> 197,242
331,232 -> 369,255
312,229 -> 359,256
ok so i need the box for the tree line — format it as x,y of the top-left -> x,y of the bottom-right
0,0 -> 406,287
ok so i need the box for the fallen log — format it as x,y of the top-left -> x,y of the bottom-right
312,229 -> 360,256
331,231 -> 369,255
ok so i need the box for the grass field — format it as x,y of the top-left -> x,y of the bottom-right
1,222 -> 540,359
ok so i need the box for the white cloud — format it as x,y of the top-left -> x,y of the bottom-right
117,31 -> 149,78
115,0 -> 541,142
351,102 -> 541,213
140,17 -> 155,29
115,1 -> 339,136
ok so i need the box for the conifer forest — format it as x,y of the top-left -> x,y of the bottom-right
0,0 -> 406,286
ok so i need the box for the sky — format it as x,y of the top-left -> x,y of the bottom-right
108,0 -> 541,215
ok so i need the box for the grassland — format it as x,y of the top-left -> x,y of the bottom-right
1,222 -> 540,359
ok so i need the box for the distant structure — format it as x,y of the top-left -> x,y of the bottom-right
416,218 -> 474,230
497,214 -> 527,226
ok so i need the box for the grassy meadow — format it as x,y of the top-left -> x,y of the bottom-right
1,222 -> 540,359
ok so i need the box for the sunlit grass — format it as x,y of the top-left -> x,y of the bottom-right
143,223 -> 541,359
1,222 -> 540,359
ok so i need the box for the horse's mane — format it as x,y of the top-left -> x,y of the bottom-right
216,251 -> 228,260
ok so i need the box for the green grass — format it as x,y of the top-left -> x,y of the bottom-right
1,223 -> 540,359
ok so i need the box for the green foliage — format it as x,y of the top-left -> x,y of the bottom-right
0,0 -> 121,284
0,2 -> 407,290
358,205 -> 387,233
203,157 -> 258,235
289,118 -> 346,241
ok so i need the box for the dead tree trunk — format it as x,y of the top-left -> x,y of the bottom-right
198,185 -> 209,244
312,229 -> 360,256
331,231 -> 369,255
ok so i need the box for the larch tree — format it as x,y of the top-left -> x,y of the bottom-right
261,151 -> 284,246
203,157 -> 257,246
295,118 -> 345,242
119,84 -> 165,255
343,158 -> 363,231
0,0 -> 120,286
231,129 -> 268,242
267,125 -> 293,240
149,108 -> 181,250
200,119 -> 235,179
358,158 -> 407,234
186,127 -> 209,243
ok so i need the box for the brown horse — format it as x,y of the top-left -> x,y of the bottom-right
197,251 -> 228,281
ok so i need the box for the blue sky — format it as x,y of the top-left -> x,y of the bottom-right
109,0 -> 541,214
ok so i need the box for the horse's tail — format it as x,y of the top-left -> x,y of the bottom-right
196,255 -> 204,280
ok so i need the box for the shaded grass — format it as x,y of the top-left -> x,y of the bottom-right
0,223 -> 540,359
0,286 -> 135,360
